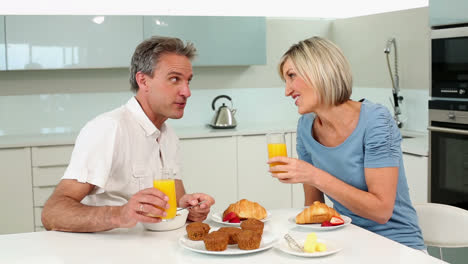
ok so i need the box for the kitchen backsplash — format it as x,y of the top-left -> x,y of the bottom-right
351,87 -> 429,133
0,87 -> 428,137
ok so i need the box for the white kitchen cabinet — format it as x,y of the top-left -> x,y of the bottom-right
143,16 -> 266,66
179,137 -> 237,213
31,145 -> 74,167
237,134 -> 293,210
0,147 -> 34,234
403,153 -> 429,204
6,16 -> 143,70
31,145 -> 73,230
32,166 -> 67,187
430,0 -> 468,27
0,16 -> 6,70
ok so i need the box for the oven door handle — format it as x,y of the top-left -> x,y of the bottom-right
428,126 -> 468,135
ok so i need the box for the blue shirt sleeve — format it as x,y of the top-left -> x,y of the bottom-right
363,104 -> 401,168
296,115 -> 313,165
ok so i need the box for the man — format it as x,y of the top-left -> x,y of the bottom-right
41,36 -> 215,232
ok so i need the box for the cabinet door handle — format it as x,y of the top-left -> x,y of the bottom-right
428,126 -> 468,135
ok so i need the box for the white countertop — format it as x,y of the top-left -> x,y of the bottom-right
174,122 -> 298,138
0,208 -> 442,264
0,122 -> 299,149
400,130 -> 429,157
0,125 -> 428,157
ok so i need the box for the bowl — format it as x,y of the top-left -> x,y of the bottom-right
143,209 -> 189,231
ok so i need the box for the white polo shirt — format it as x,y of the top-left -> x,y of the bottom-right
62,97 -> 182,206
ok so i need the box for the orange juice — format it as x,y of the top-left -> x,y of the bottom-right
268,143 -> 287,167
153,179 -> 177,220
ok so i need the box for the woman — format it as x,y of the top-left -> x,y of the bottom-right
268,36 -> 425,250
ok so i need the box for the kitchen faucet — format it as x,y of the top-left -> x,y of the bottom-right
384,38 -> 403,128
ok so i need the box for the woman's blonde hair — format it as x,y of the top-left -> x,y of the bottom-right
278,36 -> 353,106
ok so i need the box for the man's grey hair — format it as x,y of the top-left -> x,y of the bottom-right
129,36 -> 197,92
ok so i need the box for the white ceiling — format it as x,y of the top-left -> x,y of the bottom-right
2,0 -> 428,18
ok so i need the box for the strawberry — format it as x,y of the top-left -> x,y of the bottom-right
223,212 -> 237,222
321,221 -> 333,227
329,216 -> 345,226
229,216 -> 241,223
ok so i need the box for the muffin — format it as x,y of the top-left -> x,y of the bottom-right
186,222 -> 210,241
218,227 -> 242,244
240,218 -> 264,235
203,231 -> 229,251
236,230 -> 262,250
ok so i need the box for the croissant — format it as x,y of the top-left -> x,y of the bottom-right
222,199 -> 267,220
295,201 -> 340,224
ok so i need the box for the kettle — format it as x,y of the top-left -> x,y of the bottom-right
209,95 -> 237,129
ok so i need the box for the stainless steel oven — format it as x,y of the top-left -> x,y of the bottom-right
428,100 -> 468,210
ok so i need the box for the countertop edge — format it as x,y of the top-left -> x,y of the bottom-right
0,127 -> 429,157
0,123 -> 299,149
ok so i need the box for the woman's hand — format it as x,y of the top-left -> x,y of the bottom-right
268,156 -> 318,185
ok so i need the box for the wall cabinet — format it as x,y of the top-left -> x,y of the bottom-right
3,15 -> 266,71
179,136 -> 237,213
430,0 -> 468,27
403,153 -> 429,204
6,16 -> 143,70
143,16 -> 266,66
0,16 -> 6,70
0,148 -> 34,234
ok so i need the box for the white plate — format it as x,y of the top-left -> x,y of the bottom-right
211,211 -> 272,226
276,238 -> 342,257
288,215 -> 352,230
179,230 -> 278,255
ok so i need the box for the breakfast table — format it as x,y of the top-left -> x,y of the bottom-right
0,208 -> 445,264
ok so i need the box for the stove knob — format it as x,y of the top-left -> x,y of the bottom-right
448,113 -> 456,120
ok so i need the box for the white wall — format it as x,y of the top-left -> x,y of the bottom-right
331,7 -> 430,91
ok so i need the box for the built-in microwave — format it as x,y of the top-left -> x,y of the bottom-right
431,26 -> 468,99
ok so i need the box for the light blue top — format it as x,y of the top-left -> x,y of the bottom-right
296,100 -> 425,250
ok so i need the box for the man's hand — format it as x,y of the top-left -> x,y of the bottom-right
117,187 -> 170,228
179,193 -> 215,222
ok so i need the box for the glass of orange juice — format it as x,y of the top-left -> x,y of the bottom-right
153,168 -> 177,221
267,133 -> 288,168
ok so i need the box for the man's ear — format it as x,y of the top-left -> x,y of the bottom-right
135,72 -> 149,92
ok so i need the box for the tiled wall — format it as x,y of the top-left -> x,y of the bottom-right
352,87 -> 429,133
0,86 -> 428,137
